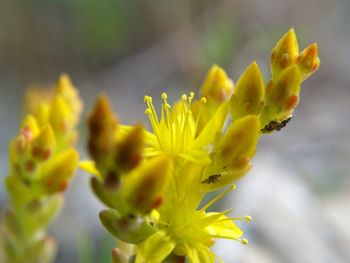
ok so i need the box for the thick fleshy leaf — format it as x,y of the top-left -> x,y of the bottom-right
90,177 -> 127,211
99,209 -> 155,244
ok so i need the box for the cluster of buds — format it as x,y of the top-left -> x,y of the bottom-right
1,75 -> 82,263
83,29 -> 319,263
82,96 -> 172,252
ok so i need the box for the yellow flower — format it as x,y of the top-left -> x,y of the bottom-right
142,92 -> 228,165
136,175 -> 249,263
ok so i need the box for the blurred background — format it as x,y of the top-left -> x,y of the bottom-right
0,0 -> 349,262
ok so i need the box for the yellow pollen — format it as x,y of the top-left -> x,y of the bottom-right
200,97 -> 207,104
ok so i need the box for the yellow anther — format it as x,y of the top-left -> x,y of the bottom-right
200,97 -> 207,104
182,94 -> 187,101
189,92 -> 194,99
245,215 -> 252,222
161,92 -> 168,100
144,95 -> 151,102
145,109 -> 152,115
241,238 -> 248,245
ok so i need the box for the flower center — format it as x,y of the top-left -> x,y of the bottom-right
144,92 -> 206,156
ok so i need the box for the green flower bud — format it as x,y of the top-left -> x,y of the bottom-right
41,149 -> 78,193
230,61 -> 265,120
271,29 -> 299,78
123,156 -> 172,214
297,43 -> 320,81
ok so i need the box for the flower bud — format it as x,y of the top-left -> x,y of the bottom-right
271,29 -> 299,78
56,73 -> 83,125
297,43 -> 320,81
41,149 -> 78,193
123,156 -> 172,214
34,236 -> 57,263
20,115 -> 40,141
216,115 -> 260,171
31,124 -> 56,161
115,125 -> 144,172
90,177 -> 123,209
230,62 -> 265,120
88,96 -> 118,166
112,248 -> 128,263
265,65 -> 301,118
49,95 -> 72,136
25,196 -> 64,234
200,64 -> 233,104
99,209 -> 155,244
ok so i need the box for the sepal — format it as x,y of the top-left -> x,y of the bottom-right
99,210 -> 155,244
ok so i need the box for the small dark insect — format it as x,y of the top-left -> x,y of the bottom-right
261,117 -> 292,133
201,174 -> 221,184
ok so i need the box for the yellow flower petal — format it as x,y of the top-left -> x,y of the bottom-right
78,160 -> 101,178
136,231 -> 175,263
193,100 -> 229,149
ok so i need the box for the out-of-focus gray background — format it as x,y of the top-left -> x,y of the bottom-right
0,0 -> 349,262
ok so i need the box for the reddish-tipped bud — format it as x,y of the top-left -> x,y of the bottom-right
271,29 -> 299,78
88,96 -> 118,163
297,43 -> 320,81
112,248 -> 128,263
31,124 -> 56,161
216,115 -> 260,171
200,64 -> 233,104
41,149 -> 78,193
115,125 -> 144,172
123,156 -> 172,214
265,65 -> 301,117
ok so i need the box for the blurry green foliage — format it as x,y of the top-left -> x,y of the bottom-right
200,19 -> 237,67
